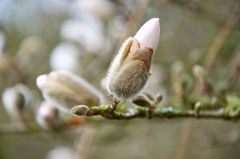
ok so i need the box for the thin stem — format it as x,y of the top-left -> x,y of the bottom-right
226,43 -> 240,91
204,5 -> 240,72
72,104 -> 240,120
0,123 -> 76,135
175,119 -> 192,159
75,125 -> 97,159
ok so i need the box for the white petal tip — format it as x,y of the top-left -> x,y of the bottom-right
148,18 -> 160,23
49,71 -> 59,78
134,18 -> 160,50
49,70 -> 69,78
36,75 -> 48,89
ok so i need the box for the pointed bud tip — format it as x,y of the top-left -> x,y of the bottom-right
48,71 -> 60,78
38,102 -> 57,118
36,74 -> 48,89
134,18 -> 160,51
71,105 -> 89,116
193,65 -> 206,79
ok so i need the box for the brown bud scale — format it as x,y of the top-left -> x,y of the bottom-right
109,47 -> 153,99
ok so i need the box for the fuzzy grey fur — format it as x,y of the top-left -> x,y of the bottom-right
109,44 -> 154,100
109,60 -> 149,99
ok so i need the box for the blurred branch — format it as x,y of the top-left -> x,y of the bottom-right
71,104 -> 240,120
75,125 -> 97,159
120,0 -> 150,38
110,0 -> 150,61
226,43 -> 240,91
2,102 -> 240,135
177,5 -> 240,157
0,124 -> 46,135
175,119 -> 192,159
169,0 -> 239,25
0,123 -> 75,135
204,5 -> 240,72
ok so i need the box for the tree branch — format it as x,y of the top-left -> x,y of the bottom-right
0,123 -> 76,135
71,104 -> 240,120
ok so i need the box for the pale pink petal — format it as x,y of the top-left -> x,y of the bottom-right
36,75 -> 48,89
134,18 -> 160,51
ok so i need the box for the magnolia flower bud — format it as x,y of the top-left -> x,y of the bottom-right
36,102 -> 61,130
36,71 -> 105,112
46,146 -> 75,159
2,84 -> 32,123
105,18 -> 160,100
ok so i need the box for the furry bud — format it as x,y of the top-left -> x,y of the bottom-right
36,102 -> 61,130
2,84 -> 32,122
193,65 -> 207,80
105,18 -> 160,100
46,146 -> 75,159
36,70 -> 105,112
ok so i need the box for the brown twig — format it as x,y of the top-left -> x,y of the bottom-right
0,123 -> 76,135
75,125 -> 97,159
204,5 -> 240,73
175,7 -> 240,159
72,104 -> 240,120
175,119 -> 192,159
226,43 -> 240,91
118,0 -> 150,40
109,0 -> 150,63
1,105 -> 239,136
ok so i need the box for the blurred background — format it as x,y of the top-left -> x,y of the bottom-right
0,0 -> 240,159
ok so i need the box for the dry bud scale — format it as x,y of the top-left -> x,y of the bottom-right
105,18 -> 160,100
